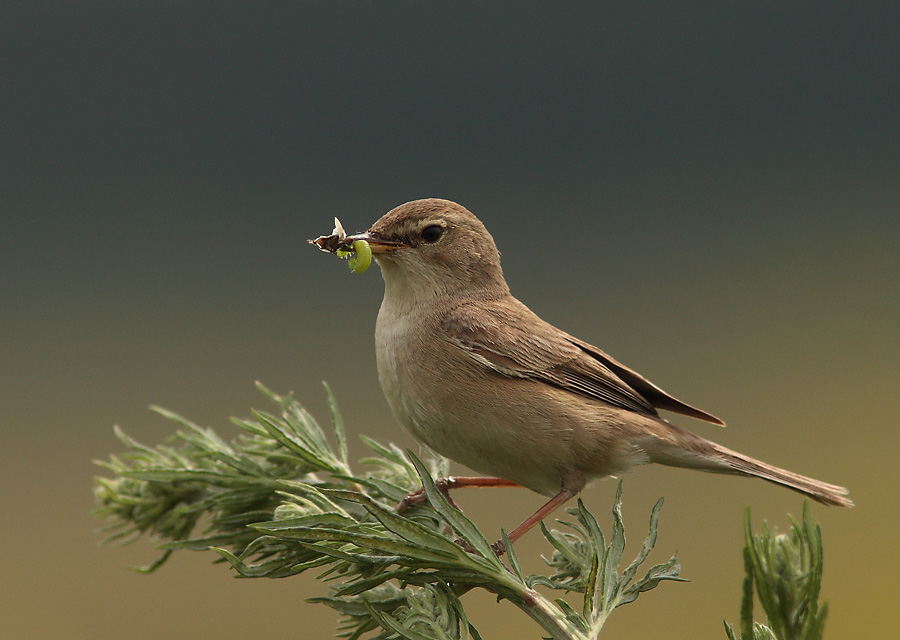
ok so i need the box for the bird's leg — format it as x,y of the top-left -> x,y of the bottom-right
396,477 -> 577,557
490,487 -> 578,556
395,476 -> 521,513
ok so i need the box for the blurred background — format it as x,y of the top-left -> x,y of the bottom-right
2,2 -> 897,638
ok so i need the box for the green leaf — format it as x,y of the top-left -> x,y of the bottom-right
252,409 -> 339,473
583,540 -> 600,618
252,512 -> 358,530
539,520 -> 585,572
726,503 -> 829,640
621,497 -> 664,585
603,484 -> 627,607
555,597 -> 589,634
321,489 -> 468,561
252,524 -> 466,569
503,529 -> 525,583
363,601 -> 439,640
405,452 -> 505,572
323,381 -> 349,466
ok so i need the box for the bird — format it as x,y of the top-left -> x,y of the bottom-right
337,198 -> 852,546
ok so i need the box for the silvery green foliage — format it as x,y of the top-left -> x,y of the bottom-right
94,383 -> 685,639
530,485 -> 685,636
724,504 -> 828,640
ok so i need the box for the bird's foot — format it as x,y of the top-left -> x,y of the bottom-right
395,477 -> 463,513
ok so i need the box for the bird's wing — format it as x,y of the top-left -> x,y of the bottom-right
441,298 -> 724,426
561,332 -> 725,425
441,299 -> 658,417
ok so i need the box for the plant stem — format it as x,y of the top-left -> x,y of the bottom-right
513,588 -> 589,640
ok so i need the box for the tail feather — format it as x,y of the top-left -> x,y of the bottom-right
641,425 -> 853,507
709,442 -> 853,507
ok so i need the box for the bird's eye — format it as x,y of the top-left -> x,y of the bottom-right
420,224 -> 444,243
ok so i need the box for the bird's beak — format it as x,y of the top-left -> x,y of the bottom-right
346,232 -> 408,254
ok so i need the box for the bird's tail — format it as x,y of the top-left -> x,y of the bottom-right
706,442 -> 853,507
643,426 -> 853,507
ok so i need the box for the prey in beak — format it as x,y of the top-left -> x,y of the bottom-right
347,232 -> 407,255
309,217 -> 407,255
310,217 -> 407,273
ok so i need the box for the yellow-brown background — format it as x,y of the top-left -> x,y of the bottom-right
3,3 -> 897,638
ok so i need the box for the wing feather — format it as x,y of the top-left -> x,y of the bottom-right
441,297 -> 724,425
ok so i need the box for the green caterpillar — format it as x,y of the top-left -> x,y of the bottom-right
347,239 -> 372,273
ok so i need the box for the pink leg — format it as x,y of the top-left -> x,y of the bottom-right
496,487 -> 578,553
396,476 -> 578,557
396,476 -> 522,513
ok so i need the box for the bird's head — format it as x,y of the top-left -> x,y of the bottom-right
348,199 -> 509,305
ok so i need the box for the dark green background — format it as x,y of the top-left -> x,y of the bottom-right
3,3 -> 897,638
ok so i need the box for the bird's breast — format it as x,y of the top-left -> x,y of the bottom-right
374,301 -> 431,436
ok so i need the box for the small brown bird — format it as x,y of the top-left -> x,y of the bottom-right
341,198 -> 852,544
